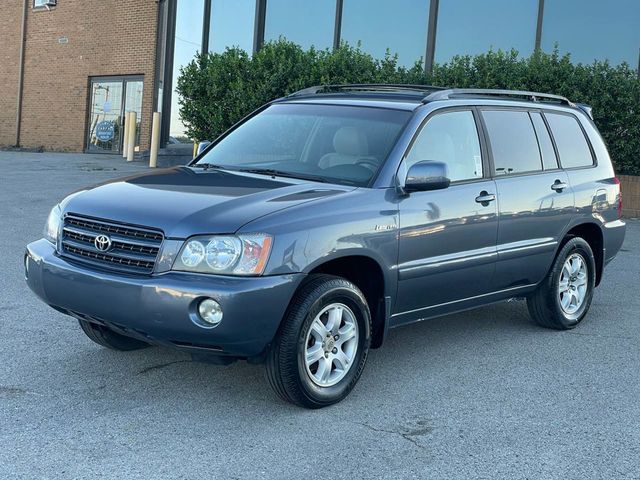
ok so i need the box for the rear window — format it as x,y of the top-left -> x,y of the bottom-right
545,112 -> 594,168
482,110 -> 542,175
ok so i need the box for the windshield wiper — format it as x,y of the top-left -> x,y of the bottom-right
191,163 -> 227,171
235,167 -> 330,184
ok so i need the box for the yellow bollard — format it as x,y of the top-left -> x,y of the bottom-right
122,112 -> 130,158
149,112 -> 161,168
127,112 -> 137,162
193,142 -> 198,159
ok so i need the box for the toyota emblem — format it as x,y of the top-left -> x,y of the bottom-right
94,234 -> 112,252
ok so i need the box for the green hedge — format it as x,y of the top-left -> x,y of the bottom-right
177,40 -> 640,175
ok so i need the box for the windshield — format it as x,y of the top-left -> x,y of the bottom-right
196,103 -> 411,186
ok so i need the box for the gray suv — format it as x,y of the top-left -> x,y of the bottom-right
25,85 -> 626,408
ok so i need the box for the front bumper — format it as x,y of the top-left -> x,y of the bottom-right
25,239 -> 305,358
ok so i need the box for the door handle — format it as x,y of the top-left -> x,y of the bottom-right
551,180 -> 568,192
475,191 -> 496,204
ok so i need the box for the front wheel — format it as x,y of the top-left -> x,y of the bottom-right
78,319 -> 150,351
266,275 -> 371,408
527,237 -> 596,330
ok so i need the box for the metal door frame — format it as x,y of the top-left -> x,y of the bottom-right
85,75 -> 144,154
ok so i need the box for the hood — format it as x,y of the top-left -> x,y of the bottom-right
62,167 -> 354,238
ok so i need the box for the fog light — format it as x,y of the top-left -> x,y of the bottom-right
198,298 -> 223,327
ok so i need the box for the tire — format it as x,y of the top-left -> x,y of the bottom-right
527,237 -> 596,330
266,274 -> 371,409
78,319 -> 150,351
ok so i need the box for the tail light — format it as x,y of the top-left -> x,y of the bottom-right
613,177 -> 622,219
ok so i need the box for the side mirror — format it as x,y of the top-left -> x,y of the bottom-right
404,161 -> 451,192
196,140 -> 212,156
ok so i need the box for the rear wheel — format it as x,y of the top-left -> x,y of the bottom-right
78,319 -> 150,351
266,275 -> 371,409
527,237 -> 596,330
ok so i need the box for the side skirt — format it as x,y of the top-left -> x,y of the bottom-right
389,283 -> 537,328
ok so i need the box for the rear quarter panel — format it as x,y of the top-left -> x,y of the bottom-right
563,112 -> 625,262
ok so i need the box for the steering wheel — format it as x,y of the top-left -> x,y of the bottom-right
355,159 -> 379,172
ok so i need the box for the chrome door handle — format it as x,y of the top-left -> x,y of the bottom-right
551,181 -> 568,192
475,192 -> 496,204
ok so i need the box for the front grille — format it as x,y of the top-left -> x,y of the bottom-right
61,214 -> 164,274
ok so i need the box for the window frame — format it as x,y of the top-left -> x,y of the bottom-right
399,106 -> 490,187
33,0 -> 56,9
542,110 -> 597,171
529,110 -> 561,172
194,101 -> 414,188
478,107 -> 546,178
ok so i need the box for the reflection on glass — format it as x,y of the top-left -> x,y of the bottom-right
542,0 -> 640,66
209,0 -> 256,54
341,0 -> 429,67
87,81 -> 123,153
265,0 -> 335,50
125,80 -> 144,150
86,78 -> 144,154
170,0 -> 205,141
436,0 -> 537,62
483,110 -> 542,174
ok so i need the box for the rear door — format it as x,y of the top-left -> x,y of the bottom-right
480,108 -> 574,290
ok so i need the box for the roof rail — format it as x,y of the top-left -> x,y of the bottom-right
287,84 -> 444,98
423,88 -> 574,106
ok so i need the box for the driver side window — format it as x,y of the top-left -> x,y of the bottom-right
406,110 -> 483,182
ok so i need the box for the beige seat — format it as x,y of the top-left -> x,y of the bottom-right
318,126 -> 369,169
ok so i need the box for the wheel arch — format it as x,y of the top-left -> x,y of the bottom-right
557,221 -> 604,286
304,253 -> 391,349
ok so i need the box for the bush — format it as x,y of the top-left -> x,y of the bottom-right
177,40 -> 640,175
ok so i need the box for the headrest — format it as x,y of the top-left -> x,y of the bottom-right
333,126 -> 368,156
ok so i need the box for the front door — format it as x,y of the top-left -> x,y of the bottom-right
86,76 -> 143,154
394,109 -> 499,324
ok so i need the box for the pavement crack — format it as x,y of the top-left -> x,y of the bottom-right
358,422 -> 432,450
137,360 -> 190,375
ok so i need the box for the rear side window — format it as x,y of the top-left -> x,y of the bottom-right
482,110 -> 542,175
545,113 -> 593,168
530,112 -> 559,170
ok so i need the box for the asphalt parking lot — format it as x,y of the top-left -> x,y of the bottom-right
1,151 -> 639,479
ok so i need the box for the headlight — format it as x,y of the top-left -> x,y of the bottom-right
173,234 -> 272,275
44,205 -> 62,245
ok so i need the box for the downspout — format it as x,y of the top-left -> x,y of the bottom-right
15,0 -> 28,147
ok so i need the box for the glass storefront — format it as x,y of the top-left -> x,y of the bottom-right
264,0 -> 335,50
435,0 -> 538,62
209,0 -> 256,54
159,0 -> 640,146
341,0 -> 430,67
169,0 -> 204,142
541,0 -> 640,66
86,77 -> 143,154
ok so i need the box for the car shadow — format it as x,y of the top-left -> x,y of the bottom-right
41,299 -> 551,415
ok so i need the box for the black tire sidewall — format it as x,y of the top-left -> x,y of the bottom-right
547,238 -> 596,327
294,286 -> 370,404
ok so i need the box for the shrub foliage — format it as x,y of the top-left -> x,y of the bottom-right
177,40 -> 640,175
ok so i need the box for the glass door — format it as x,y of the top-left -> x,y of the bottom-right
124,79 -> 144,152
86,76 -> 143,154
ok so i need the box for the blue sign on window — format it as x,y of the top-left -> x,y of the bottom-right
96,121 -> 115,142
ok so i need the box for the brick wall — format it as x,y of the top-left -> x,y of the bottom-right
7,0 -> 158,152
0,2 -> 23,147
620,175 -> 640,218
